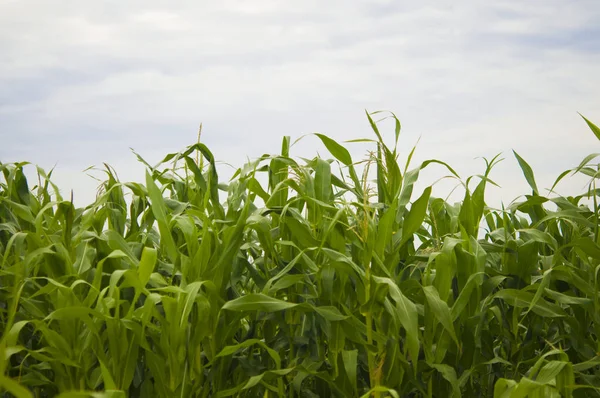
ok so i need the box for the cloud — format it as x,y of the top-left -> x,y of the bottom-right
1,0 -> 599,206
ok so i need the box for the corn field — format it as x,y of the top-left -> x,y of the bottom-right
1,111 -> 600,397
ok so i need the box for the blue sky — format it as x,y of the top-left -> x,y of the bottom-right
1,0 -> 599,206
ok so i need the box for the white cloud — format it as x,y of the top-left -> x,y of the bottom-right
1,0 -> 599,206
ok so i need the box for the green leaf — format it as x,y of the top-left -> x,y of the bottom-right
342,350 -> 358,395
99,360 -> 118,390
400,186 -> 432,246
314,134 -> 353,166
430,363 -> 461,398
145,171 -> 178,263
314,158 -> 332,204
423,285 -> 459,346
494,289 -> 566,317
242,368 -> 293,390
313,306 -> 348,321
518,229 -> 558,250
513,151 -> 539,195
138,246 -> 157,287
222,293 -> 297,312
579,113 -> 600,141
0,375 -> 33,398
373,276 -> 420,368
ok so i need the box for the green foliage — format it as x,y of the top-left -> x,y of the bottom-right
1,112 -> 600,397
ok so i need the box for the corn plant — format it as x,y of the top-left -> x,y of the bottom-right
1,111 -> 600,397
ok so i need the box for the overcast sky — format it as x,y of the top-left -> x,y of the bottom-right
1,0 -> 599,207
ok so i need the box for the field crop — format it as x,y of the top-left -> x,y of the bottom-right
1,111 -> 600,397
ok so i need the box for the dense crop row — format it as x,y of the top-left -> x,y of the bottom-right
1,112 -> 600,397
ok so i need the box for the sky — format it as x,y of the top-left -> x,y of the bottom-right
1,0 -> 599,207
